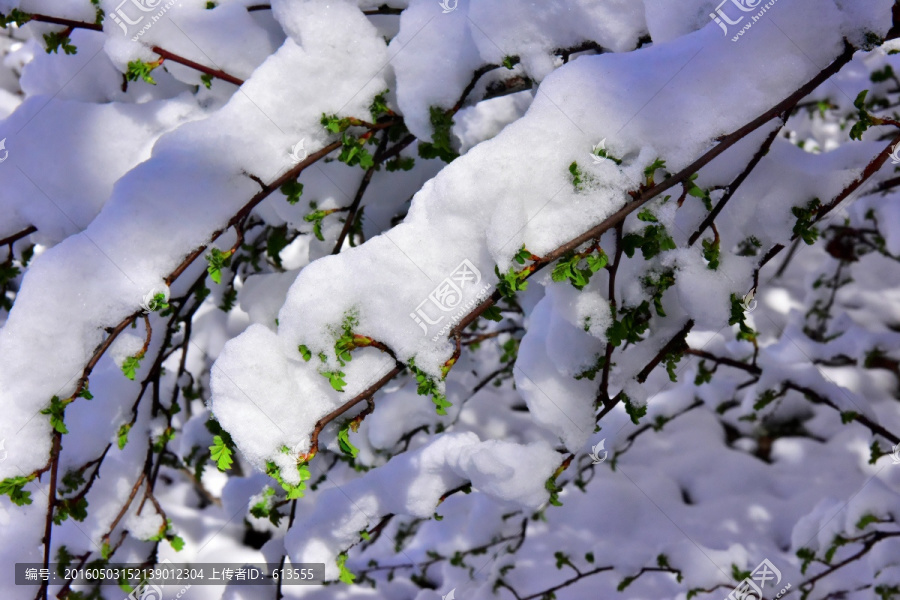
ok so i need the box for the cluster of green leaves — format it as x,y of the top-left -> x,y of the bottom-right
0,474 -> 35,506
369,90 -> 391,120
43,32 -> 76,55
736,235 -> 762,257
280,179 -> 304,205
663,351 -> 683,382
266,449 -> 311,500
418,106 -> 458,163
644,158 -> 667,186
53,495 -> 88,525
574,354 -> 607,381
545,475 -> 564,507
569,161 -> 592,191
496,247 -> 534,298
41,395 -> 72,434
0,9 -> 30,27
606,302 -> 652,348
249,486 -> 282,526
551,248 -> 608,290
205,247 -> 233,284
622,394 -> 647,424
126,60 -> 160,85
331,312 -> 361,366
850,90 -> 877,140
791,198 -> 822,245
641,268 -> 676,317
148,518 -> 185,551
0,261 -> 22,312
338,133 -> 376,169
694,360 -> 715,386
701,236 -> 720,270
729,294 -> 757,343
408,358 -> 452,415
146,292 -> 169,313
304,203 -> 343,242
151,426 -> 175,453
622,210 -> 676,260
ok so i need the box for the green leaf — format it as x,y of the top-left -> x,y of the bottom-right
551,249 -> 608,291
337,553 -> 356,585
369,89 -> 390,120
569,161 -> 585,190
621,224 -> 676,260
337,425 -> 359,458
170,535 -> 185,552
101,542 -> 112,560
323,370 -> 347,392
298,345 -> 312,361
408,359 -> 452,415
622,394 -> 647,424
0,475 -> 34,506
0,9 -> 32,27
43,31 -> 77,55
121,355 -> 143,381
482,306 -> 503,322
200,73 -> 212,88
417,106 -> 458,163
126,60 -> 159,85
856,513 -> 880,530
791,198 -> 822,245
209,435 -> 234,471
701,237 -> 720,270
40,395 -> 69,434
280,180 -> 304,205
117,423 -> 131,450
545,477 -> 563,507
205,247 -> 232,284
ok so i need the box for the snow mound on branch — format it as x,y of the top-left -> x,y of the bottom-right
284,432 -> 559,578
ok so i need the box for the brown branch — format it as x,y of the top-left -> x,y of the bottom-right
599,224 -> 624,404
25,14 -> 102,31
332,133 -> 391,254
35,431 -> 61,600
0,224 -> 37,248
688,120 -> 784,246
306,364 -> 404,457
151,46 -> 244,86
